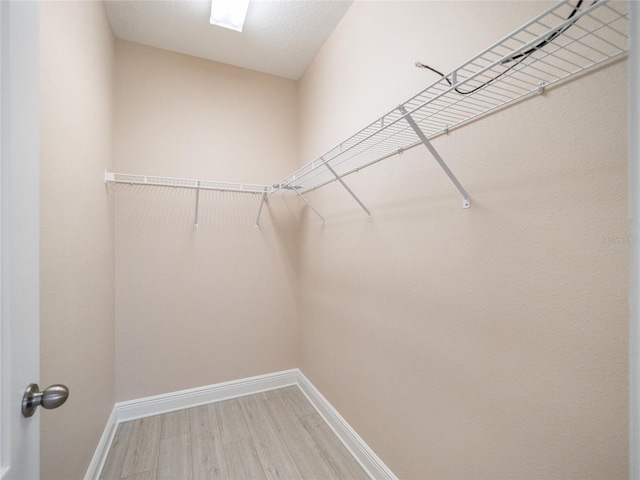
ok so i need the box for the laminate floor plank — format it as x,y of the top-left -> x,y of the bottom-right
265,395 -> 337,479
157,433 -> 192,480
223,438 -> 267,480
239,394 -> 302,480
161,409 -> 190,438
100,388 -> 372,480
280,386 -> 317,418
300,412 -> 370,480
190,404 -> 229,480
255,389 -> 281,401
121,416 -> 163,478
100,421 -> 134,480
217,398 -> 251,445
121,471 -> 156,480
278,386 -> 369,479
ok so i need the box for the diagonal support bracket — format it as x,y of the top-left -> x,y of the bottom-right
321,158 -> 372,221
398,106 -> 471,209
194,181 -> 201,229
255,189 -> 268,229
291,186 -> 326,226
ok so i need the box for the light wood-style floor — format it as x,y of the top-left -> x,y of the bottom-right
100,386 -> 371,480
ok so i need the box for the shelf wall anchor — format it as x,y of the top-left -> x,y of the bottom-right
449,70 -> 458,87
398,106 -> 471,209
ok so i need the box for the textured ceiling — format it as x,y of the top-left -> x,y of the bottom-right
104,0 -> 353,80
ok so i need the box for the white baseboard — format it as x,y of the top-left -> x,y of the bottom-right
86,368 -> 396,480
84,407 -> 118,480
115,369 -> 299,423
296,371 -> 397,480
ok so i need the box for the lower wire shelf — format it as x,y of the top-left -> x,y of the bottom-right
104,171 -> 276,229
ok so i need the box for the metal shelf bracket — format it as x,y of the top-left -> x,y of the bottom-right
321,158 -> 372,222
194,181 -> 201,229
255,189 -> 268,229
292,186 -> 326,226
398,106 -> 471,209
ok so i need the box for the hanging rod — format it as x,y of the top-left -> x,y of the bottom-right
271,0 -> 628,197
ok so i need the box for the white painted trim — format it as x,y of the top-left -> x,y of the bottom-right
295,371 -> 398,480
629,2 -> 639,479
115,369 -> 299,423
85,370 -> 298,480
83,407 -> 118,480
86,369 -> 396,480
0,3 -> 40,479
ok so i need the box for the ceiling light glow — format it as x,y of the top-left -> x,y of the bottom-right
210,0 -> 250,32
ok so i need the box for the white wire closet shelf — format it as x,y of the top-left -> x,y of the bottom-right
270,0 -> 628,216
106,0 -> 629,227
104,172 -> 274,194
104,171 -> 274,229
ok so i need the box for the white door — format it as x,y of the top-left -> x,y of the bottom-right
0,2 -> 41,479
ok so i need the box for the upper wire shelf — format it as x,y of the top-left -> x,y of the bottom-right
271,0 -> 628,195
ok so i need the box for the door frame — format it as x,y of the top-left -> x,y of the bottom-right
630,2 -> 640,479
0,2 -> 41,479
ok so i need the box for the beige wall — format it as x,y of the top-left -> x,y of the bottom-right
298,2 -> 629,479
38,1 -> 629,478
40,1 -> 116,478
113,41 -> 300,401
